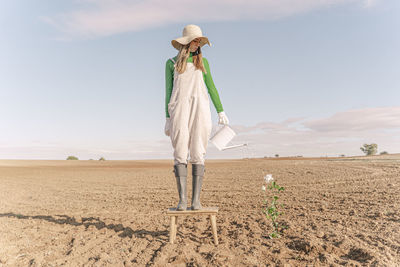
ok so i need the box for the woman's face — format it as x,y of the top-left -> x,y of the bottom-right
189,38 -> 201,52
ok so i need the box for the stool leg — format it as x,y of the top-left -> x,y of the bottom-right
173,216 -> 178,243
175,216 -> 179,236
170,216 -> 176,244
210,214 -> 218,245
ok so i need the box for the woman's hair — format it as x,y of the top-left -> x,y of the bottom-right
175,44 -> 207,74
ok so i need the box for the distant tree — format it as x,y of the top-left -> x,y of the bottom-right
67,156 -> 78,160
275,154 -> 279,158
360,143 -> 378,156
339,154 -> 345,157
99,157 -> 105,161
380,151 -> 389,155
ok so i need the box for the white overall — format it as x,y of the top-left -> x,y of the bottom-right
168,59 -> 213,165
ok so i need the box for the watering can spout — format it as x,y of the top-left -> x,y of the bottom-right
222,143 -> 248,151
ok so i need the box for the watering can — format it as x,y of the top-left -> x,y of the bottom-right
210,125 -> 247,151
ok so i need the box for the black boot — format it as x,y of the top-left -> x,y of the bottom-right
191,164 -> 204,210
174,164 -> 188,211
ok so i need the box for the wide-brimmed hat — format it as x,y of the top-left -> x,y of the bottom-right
171,24 -> 211,50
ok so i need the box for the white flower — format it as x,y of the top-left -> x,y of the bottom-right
261,185 -> 266,191
264,174 -> 274,183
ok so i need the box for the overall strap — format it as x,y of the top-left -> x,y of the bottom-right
170,58 -> 176,63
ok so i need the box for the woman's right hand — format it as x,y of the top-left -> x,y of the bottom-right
218,111 -> 229,125
164,118 -> 171,136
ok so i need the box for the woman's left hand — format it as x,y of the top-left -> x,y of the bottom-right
218,111 -> 229,125
164,118 -> 171,136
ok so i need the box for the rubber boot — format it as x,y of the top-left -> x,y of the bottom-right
191,164 -> 205,210
173,164 -> 188,211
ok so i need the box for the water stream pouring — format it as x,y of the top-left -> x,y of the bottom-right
210,125 -> 247,151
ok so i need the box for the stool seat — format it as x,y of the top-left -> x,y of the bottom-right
166,207 -> 219,245
167,207 -> 218,215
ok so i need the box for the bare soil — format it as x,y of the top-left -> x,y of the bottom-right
1,154 -> 399,266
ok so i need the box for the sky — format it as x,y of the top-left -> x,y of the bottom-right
0,0 -> 399,160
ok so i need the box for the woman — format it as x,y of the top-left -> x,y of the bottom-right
164,24 -> 229,211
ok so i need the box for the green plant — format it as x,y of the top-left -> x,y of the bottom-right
360,143 -> 378,156
99,157 -> 105,161
380,151 -> 388,155
262,174 -> 285,238
66,156 -> 78,160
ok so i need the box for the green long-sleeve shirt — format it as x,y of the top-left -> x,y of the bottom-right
165,52 -> 224,118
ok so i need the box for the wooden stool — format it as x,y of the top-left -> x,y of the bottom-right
166,207 -> 219,245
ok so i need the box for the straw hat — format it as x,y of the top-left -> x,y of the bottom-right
171,24 -> 211,50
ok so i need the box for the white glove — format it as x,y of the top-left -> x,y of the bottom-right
218,111 -> 229,125
164,118 -> 171,136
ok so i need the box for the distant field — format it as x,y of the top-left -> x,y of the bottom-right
1,154 -> 399,266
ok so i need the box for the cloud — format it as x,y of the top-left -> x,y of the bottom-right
222,106 -> 400,157
0,143 -> 173,160
232,116 -> 307,134
303,107 -> 400,132
2,107 -> 398,159
364,0 -> 379,8
42,0 -> 371,39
